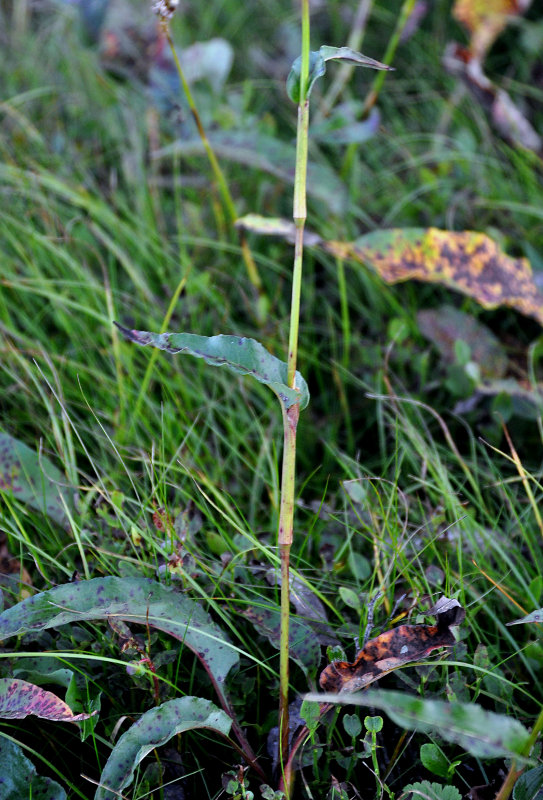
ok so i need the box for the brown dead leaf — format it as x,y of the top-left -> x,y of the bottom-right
319,597 -> 464,694
325,228 -> 543,326
453,0 -> 532,61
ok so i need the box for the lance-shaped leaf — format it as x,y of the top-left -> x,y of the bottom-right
0,678 -> 95,722
0,738 -> 67,800
506,608 -> 543,626
95,696 -> 231,800
0,577 -> 238,709
0,432 -> 74,527
114,326 -> 309,411
287,45 -> 393,104
306,689 -> 531,759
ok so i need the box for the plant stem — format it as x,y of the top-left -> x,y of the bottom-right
495,703 -> 543,800
277,0 -> 311,792
161,24 -> 267,322
360,0 -> 415,117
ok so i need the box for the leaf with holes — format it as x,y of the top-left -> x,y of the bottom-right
0,577 -> 238,708
0,678 -> 95,722
115,326 -> 309,411
287,46 -> 393,104
95,696 -> 231,800
0,432 -> 74,527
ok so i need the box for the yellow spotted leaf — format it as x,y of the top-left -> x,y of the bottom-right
325,228 -> 543,326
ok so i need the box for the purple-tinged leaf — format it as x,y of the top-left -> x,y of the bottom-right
0,577 -> 238,708
0,678 -> 95,722
95,696 -> 231,800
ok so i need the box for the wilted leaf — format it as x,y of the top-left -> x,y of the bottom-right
114,326 -> 310,411
0,432 -> 73,527
0,678 -> 95,722
319,597 -> 464,693
239,604 -> 321,678
327,228 -> 543,326
286,45 -> 393,104
0,577 -> 238,708
95,696 -> 231,800
402,780 -> 461,800
452,0 -> 533,61
308,689 -> 531,758
154,130 -> 348,214
506,608 -> 543,626
417,306 -> 508,378
0,738 -> 67,800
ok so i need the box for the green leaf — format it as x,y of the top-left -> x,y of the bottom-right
300,699 -> 321,734
343,713 -> 362,737
286,45 -> 393,104
95,696 -> 231,800
0,678 -> 95,722
115,327 -> 309,411
338,586 -> 361,610
0,577 -> 238,708
364,715 -> 383,733
155,130 -> 348,214
402,781 -> 461,800
513,765 -> 543,800
0,738 -> 67,800
0,432 -> 73,527
420,743 -> 450,779
239,604 -> 320,678
306,689 -> 531,758
506,608 -> 543,626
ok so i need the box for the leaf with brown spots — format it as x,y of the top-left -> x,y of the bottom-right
325,228 -> 543,326
319,597 -> 465,694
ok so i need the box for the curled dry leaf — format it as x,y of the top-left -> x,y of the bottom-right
319,597 -> 465,694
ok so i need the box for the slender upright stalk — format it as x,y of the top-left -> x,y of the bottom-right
277,0 -> 311,794
161,23 -> 267,322
360,0 -> 416,117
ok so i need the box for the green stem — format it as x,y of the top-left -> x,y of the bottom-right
495,703 -> 543,800
162,24 -> 266,321
360,0 -> 416,117
277,0 -> 311,792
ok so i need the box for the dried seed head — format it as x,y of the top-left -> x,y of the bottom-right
152,0 -> 179,20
